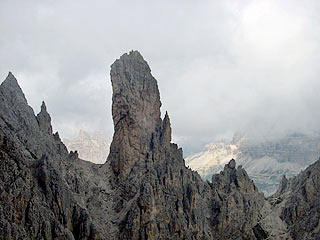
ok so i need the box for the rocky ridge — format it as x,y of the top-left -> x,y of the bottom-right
0,52 -> 319,239
272,159 -> 320,239
0,72 -> 115,239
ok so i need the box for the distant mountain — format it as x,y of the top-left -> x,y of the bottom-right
186,133 -> 320,195
64,130 -> 109,164
186,140 -> 238,180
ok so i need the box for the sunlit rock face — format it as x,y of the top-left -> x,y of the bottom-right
64,130 -> 109,164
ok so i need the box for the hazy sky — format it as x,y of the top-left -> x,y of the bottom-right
1,0 -> 320,155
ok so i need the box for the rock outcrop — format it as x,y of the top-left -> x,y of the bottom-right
0,52 -> 319,239
36,101 -> 53,135
271,159 -> 320,239
0,72 -> 101,239
108,51 -> 162,181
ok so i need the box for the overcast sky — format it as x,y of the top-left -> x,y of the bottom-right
1,0 -> 320,155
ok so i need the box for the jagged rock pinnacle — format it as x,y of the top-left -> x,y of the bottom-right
212,158 -> 258,193
161,111 -> 171,146
40,101 -> 47,111
36,101 -> 53,135
0,72 -> 28,107
110,50 -> 161,129
3,72 -> 19,88
108,50 -> 164,180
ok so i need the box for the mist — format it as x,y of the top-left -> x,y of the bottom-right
1,0 -> 320,155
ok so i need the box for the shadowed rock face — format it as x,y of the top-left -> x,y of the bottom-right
272,159 -> 320,240
0,72 -> 99,239
0,52 -> 319,239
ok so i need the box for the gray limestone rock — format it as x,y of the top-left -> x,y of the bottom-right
108,51 -> 162,181
273,160 -> 320,239
0,73 -> 101,239
1,52 -> 319,239
36,101 -> 53,135
107,51 -> 265,239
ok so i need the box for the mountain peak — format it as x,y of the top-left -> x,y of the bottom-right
128,50 -> 144,59
0,72 -> 28,107
108,50 -> 162,180
2,71 -> 18,87
212,158 -> 258,193
40,101 -> 47,112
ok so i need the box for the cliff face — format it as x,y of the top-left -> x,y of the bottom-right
0,52 -> 319,239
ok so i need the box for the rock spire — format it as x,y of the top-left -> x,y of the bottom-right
108,50 -> 163,180
36,101 -> 53,135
